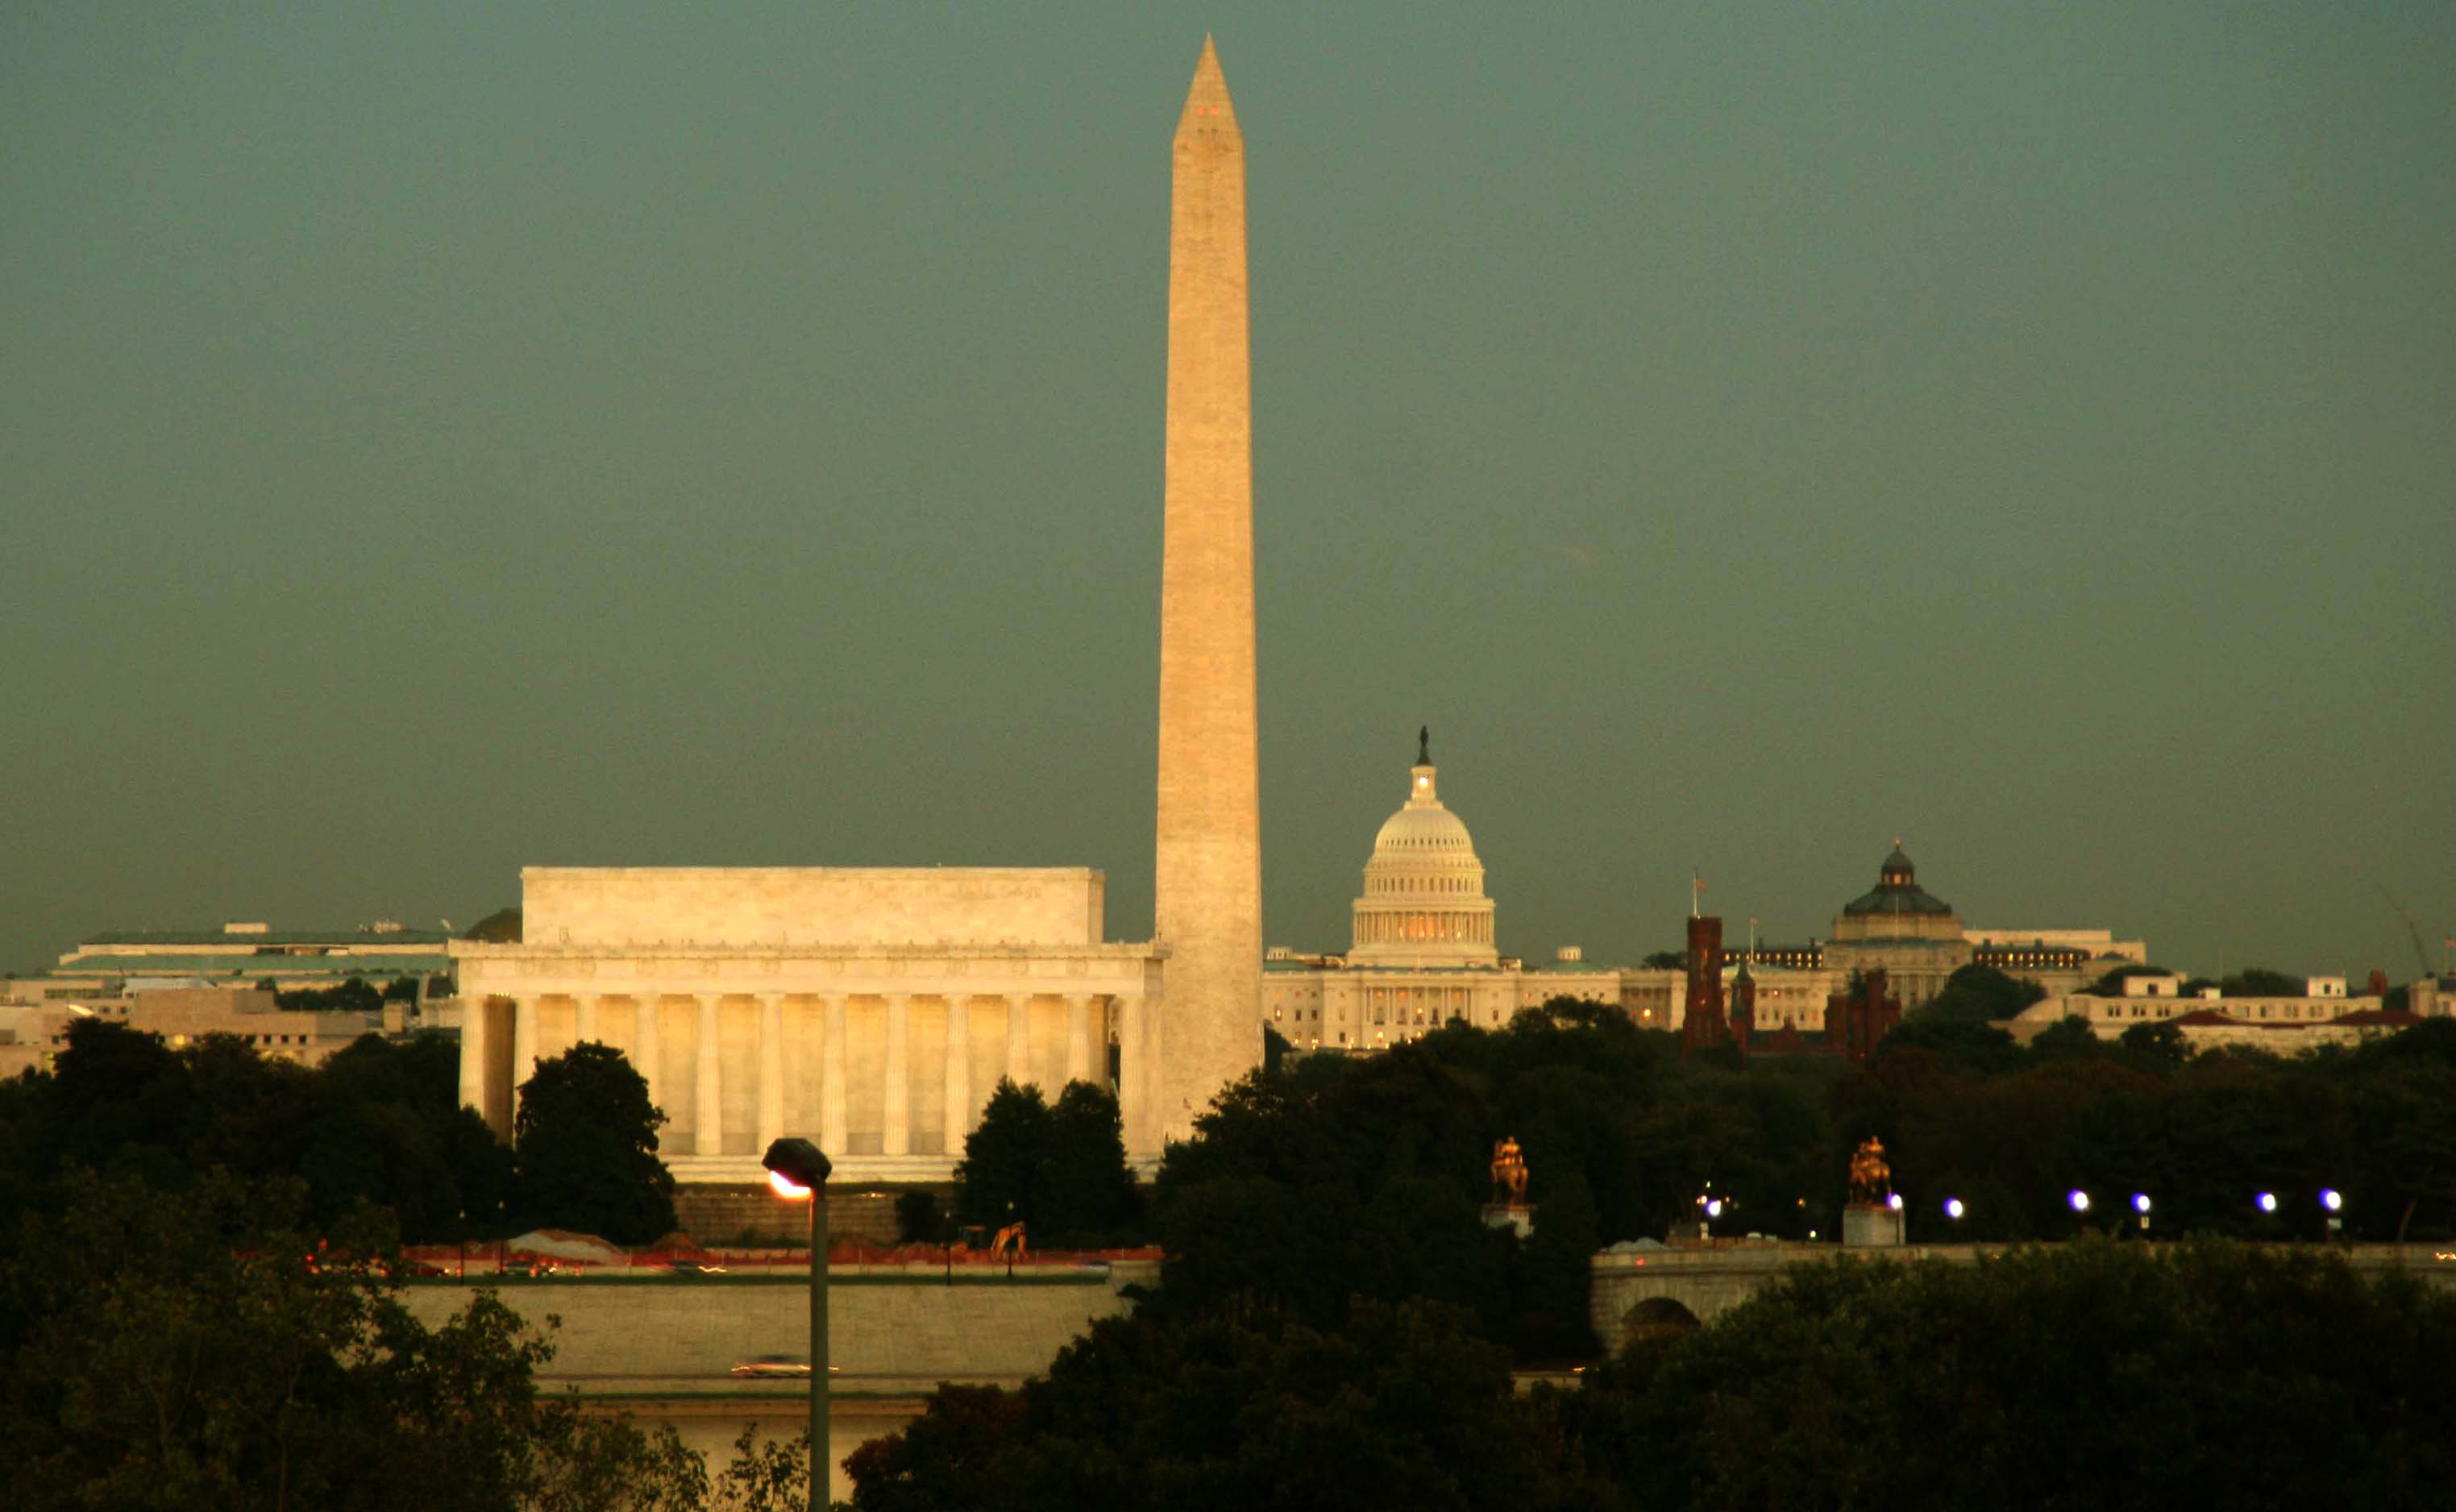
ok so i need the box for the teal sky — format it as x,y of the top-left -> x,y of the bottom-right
4,2 -> 2451,983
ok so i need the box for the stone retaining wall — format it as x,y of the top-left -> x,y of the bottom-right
400,1260 -> 1157,1387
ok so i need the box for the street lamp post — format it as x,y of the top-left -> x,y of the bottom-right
763,1137 -> 833,1512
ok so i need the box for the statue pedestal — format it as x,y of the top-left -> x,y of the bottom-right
1842,1205 -> 1903,1248
1481,1203 -> 1532,1239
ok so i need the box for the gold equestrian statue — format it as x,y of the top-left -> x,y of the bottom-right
1490,1136 -> 1530,1207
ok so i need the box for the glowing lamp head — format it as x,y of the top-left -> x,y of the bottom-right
2067,1190 -> 2091,1214
1706,1199 -> 1724,1219
2320,1188 -> 2343,1213
1943,1198 -> 1966,1220
2257,1191 -> 2279,1214
2132,1194 -> 2151,1215
1887,1193 -> 1904,1211
760,1137 -> 831,1201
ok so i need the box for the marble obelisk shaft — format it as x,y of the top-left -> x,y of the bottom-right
1152,37 -> 1261,1149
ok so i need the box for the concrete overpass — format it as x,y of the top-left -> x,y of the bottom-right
399,1260 -> 1157,1502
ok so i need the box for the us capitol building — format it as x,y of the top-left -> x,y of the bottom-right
1261,730 -> 1627,1050
1259,741 -> 2151,1051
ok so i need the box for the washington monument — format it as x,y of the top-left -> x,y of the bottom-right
1153,37 -> 1262,1143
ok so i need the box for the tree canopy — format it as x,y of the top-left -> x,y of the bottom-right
1851,1016 -> 2456,1242
275,976 -> 386,1013
1907,962 -> 2047,1023
848,1237 -> 2456,1512
953,1079 -> 1139,1245
513,1042 -> 676,1246
0,1168 -> 707,1512
1573,1238 -> 2456,1510
0,1019 -> 511,1242
846,1299 -> 1597,1512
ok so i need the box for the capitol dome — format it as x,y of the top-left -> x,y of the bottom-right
1349,730 -> 1499,967
1372,800 -> 1477,854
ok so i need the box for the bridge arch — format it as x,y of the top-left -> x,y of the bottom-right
1618,1295 -> 1702,1352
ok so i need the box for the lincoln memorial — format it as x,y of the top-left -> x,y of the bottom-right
454,867 -> 1168,1181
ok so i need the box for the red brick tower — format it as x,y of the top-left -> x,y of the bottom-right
1681,915 -> 1731,1058
1831,969 -> 1903,1063
1729,962 -> 1756,1059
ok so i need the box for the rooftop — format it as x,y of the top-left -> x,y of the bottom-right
80,927 -> 454,948
1840,845 -> 1955,918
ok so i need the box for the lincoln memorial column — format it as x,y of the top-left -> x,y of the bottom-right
943,994 -> 971,1155
1065,994 -> 1093,1086
457,995 -> 492,1119
510,997 -> 539,1111
820,995 -> 848,1154
1114,994 -> 1153,1153
756,994 -> 784,1149
695,995 -> 723,1158
634,994 -> 662,1113
575,996 -> 600,1045
1005,994 -> 1030,1087
883,994 -> 911,1157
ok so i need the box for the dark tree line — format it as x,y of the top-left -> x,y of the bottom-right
848,991 -> 2456,1510
0,1019 -> 679,1247
0,1169 -> 700,1512
0,1028 -> 777,1510
1145,998 -> 1843,1359
0,1167 -> 825,1512
1852,1009 -> 2456,1243
846,1237 -> 2456,1512
0,1019 -> 512,1242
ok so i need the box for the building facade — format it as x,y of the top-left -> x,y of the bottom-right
0,991 -> 387,1078
6,920 -> 453,1003
2008,973 -> 2408,1053
454,867 -> 1165,1182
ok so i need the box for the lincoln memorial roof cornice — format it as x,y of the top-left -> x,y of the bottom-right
450,941 -> 1166,961
516,866 -> 1107,882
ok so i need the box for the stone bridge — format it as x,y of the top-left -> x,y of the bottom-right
1590,1242 -> 2456,1349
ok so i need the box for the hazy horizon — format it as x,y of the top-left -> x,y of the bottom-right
4,3 -> 2450,985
